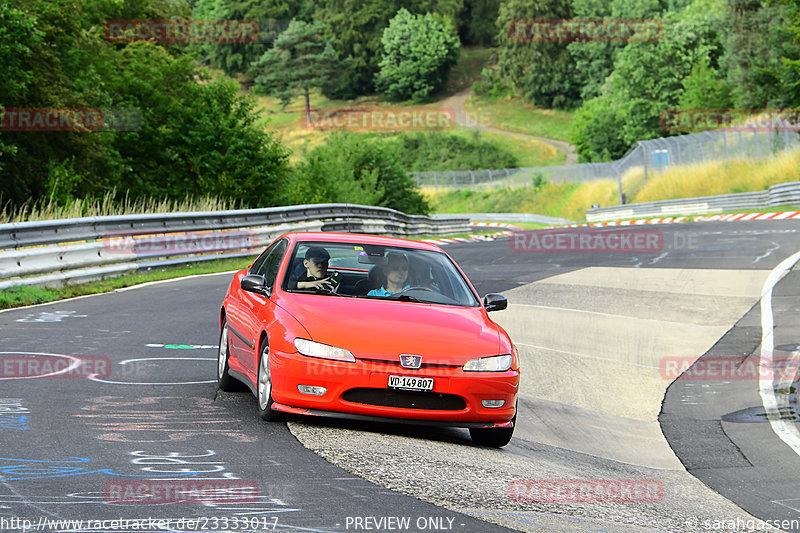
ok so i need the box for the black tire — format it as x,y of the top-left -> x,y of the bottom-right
469,411 -> 516,448
217,320 -> 240,392
257,339 -> 281,421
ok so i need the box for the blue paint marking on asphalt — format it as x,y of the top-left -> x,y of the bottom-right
0,457 -> 215,481
0,415 -> 27,430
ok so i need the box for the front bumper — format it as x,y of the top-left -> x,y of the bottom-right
270,350 -> 520,424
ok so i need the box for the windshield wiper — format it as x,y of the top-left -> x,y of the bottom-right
386,294 -> 421,302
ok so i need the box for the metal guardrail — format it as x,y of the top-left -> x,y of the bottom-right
0,204 -> 470,290
431,213 -> 575,225
585,181 -> 800,222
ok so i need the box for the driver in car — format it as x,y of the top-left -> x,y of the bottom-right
289,246 -> 338,292
368,252 -> 411,297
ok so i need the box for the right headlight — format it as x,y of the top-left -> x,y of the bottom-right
463,354 -> 513,372
294,338 -> 355,363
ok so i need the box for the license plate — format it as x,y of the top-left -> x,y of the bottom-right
388,375 -> 434,391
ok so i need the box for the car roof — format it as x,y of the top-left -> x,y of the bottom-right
281,232 -> 445,252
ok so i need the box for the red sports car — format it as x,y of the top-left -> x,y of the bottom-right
218,232 -> 520,447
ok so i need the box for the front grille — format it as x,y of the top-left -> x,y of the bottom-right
359,357 -> 462,369
342,388 -> 466,410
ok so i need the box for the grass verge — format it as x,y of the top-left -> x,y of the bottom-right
0,255 -> 255,311
463,93 -> 575,142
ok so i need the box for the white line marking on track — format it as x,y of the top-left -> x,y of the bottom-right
113,270 -> 238,292
516,342 -> 662,369
0,352 -> 82,380
512,303 -> 697,327
752,241 -> 781,264
758,249 -> 800,455
89,357 -> 216,385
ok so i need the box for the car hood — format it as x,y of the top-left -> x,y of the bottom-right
279,293 -> 502,364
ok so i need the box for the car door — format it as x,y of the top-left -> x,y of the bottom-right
236,238 -> 288,379
226,246 -> 271,373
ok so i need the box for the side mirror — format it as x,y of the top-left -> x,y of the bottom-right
483,293 -> 507,312
241,274 -> 268,296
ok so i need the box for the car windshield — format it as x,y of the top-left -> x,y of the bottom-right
282,241 -> 480,307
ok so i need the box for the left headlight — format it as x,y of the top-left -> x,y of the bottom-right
463,354 -> 513,372
294,338 -> 355,363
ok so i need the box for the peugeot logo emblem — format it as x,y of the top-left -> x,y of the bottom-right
400,354 -> 422,369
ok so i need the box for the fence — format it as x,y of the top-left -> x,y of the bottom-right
413,128 -> 800,199
0,203 -> 470,290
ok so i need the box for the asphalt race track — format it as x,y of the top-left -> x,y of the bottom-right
2,220 -> 800,533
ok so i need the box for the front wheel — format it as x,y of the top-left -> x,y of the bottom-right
257,340 -> 281,421
217,321 -> 240,392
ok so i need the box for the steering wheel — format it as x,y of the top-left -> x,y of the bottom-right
396,286 -> 435,293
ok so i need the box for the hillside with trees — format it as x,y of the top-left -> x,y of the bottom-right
2,0 -> 798,219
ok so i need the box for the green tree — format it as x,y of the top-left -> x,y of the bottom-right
678,56 -> 733,109
495,0 -> 581,109
723,0 -> 800,108
315,0 -> 464,99
191,0 -> 301,77
0,0 -> 291,210
252,19 -> 348,125
567,0 -> 666,101
570,94 -> 629,162
284,133 -> 429,214
375,8 -> 461,100
459,0 -> 500,45
571,0 -> 728,161
108,42 -> 289,205
0,0 -> 42,171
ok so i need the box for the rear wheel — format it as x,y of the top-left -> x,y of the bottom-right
257,340 -> 281,421
217,321 -> 239,392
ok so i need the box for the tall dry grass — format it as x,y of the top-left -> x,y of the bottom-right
632,150 -> 800,203
0,190 -> 238,224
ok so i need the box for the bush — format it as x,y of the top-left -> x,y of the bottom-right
388,130 -> 519,171
375,8 -> 460,100
284,133 -> 430,215
472,67 -> 512,99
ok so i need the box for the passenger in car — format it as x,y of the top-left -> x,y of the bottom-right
368,252 -> 411,297
288,246 -> 338,291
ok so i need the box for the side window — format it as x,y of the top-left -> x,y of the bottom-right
248,246 -> 273,275
254,239 -> 288,290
